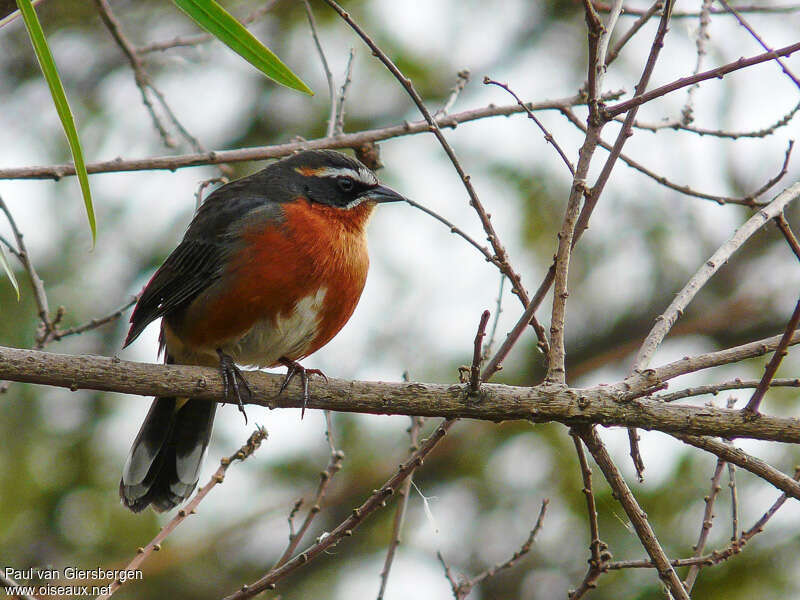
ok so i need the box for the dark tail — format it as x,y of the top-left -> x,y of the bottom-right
120,397 -> 217,513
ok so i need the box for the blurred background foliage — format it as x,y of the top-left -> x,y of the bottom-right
1,1 -> 800,599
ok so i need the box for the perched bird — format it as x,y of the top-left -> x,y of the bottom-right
120,149 -> 407,512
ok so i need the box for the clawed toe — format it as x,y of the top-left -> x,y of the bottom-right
217,349 -> 251,424
278,357 -> 326,419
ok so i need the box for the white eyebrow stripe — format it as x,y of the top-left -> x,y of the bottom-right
313,166 -> 377,185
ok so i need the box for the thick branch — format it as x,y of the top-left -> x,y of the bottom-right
3,345 -> 800,444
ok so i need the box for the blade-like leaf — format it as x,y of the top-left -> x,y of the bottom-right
0,245 -> 20,301
173,0 -> 313,95
15,0 -> 96,246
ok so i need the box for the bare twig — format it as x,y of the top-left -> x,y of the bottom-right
435,70 -> 471,117
483,1 -> 673,384
0,568 -> 37,600
595,2 -> 800,17
303,0 -> 337,138
94,0 -> 204,152
97,427 -> 267,600
0,196 -> 51,345
438,500 -> 549,599
437,551 -> 461,598
50,296 -> 138,342
776,213 -> 800,261
679,0 -> 713,125
657,377 -> 800,402
377,416 -> 423,600
727,442 -> 740,541
469,310 -> 490,393
481,275 -> 505,362
334,48 -> 356,136
672,434 -> 800,499
643,328 -> 800,385
136,1 -> 281,54
0,95 -> 622,181
604,40 -> 800,120
568,433 -> 610,599
224,419 -> 455,599
625,99 -> 800,139
576,425 -> 689,599
627,427 -> 645,482
632,182 -> 800,373
742,296 -> 800,414
683,456 -> 726,591
321,0 -> 544,356
563,109 -> 794,207
606,1 -> 663,66
484,77 -> 574,175
606,468 -> 800,572
718,0 -> 800,90
273,422 -> 345,568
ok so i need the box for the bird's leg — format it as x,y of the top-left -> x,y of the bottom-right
278,357 -> 327,418
216,349 -> 252,424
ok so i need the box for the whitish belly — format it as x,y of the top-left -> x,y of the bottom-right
225,287 -> 327,367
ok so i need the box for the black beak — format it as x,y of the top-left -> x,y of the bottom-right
360,183 -> 407,204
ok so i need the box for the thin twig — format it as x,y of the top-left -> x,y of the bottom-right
320,0 -> 543,354
469,311 -> 490,393
742,296 -> 800,414
776,213 -> 800,261
0,195 -> 51,345
679,0 -> 713,126
595,2 -> 800,17
657,377 -> 800,402
434,70 -> 471,117
437,500 -> 549,599
376,416 -> 423,600
481,275 -> 505,362
672,433 -> 800,499
563,109 -> 794,207
577,425 -> 689,600
718,0 -> 800,90
683,455 -> 726,591
273,421 -> 345,568
604,40 -> 800,120
606,468 -> 800,572
97,427 -> 267,600
303,0 -> 337,138
726,398 -> 740,543
334,48 -> 356,136
0,568 -> 37,600
605,1 -> 663,66
224,419 -> 456,599
482,0 -> 673,384
50,296 -> 138,342
484,77 -> 575,175
568,433 -> 610,599
0,94 -> 625,181
632,181 -> 800,374
135,1 -> 281,54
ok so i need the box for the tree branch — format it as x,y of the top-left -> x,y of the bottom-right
4,344 -> 800,443
0,96 -> 617,181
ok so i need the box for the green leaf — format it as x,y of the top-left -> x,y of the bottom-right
0,245 -> 20,301
173,0 -> 313,95
15,0 -> 96,246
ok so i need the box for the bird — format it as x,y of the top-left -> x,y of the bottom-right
119,149 -> 407,513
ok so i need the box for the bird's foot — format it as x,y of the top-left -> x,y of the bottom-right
217,349 -> 252,424
278,357 -> 327,418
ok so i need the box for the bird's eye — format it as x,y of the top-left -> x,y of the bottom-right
337,176 -> 355,192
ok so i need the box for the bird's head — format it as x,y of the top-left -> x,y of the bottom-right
276,150 -> 407,213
